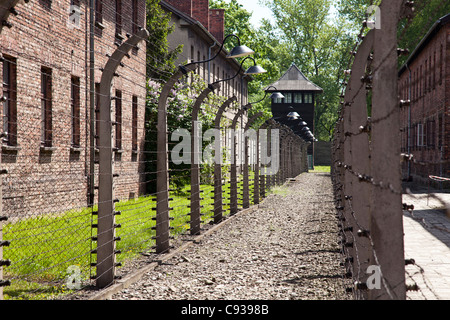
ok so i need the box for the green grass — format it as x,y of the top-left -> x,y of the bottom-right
3,207 -> 95,299
2,170 -> 262,299
269,185 -> 291,197
311,166 -> 331,173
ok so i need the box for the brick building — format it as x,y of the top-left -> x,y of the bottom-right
161,0 -> 251,108
0,0 -> 147,217
399,13 -> 450,185
160,0 -> 252,167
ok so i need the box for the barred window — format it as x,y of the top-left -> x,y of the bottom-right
304,93 -> 313,104
294,93 -> 302,104
71,76 -> 81,148
284,93 -> 292,104
2,55 -> 17,146
41,67 -> 52,148
132,96 -> 138,152
115,90 -> 122,151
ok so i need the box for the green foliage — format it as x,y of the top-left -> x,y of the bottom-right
146,0 -> 183,81
209,0 -> 286,129
260,0 -> 355,141
145,74 -> 226,193
398,0 -> 450,66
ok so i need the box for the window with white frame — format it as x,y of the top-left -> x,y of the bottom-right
273,95 -> 283,103
284,93 -> 292,104
304,93 -> 313,104
417,123 -> 425,147
294,93 -> 302,103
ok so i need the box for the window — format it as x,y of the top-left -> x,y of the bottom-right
203,55 -> 206,81
132,0 -> 139,34
132,96 -> 138,152
197,51 -> 201,75
440,44 -> 443,85
433,51 -> 436,89
95,0 -> 103,26
273,95 -> 283,104
71,76 -> 81,148
284,93 -> 292,104
419,65 -> 422,97
304,93 -> 313,104
115,0 -> 122,41
424,60 -> 427,92
40,0 -> 52,9
294,93 -> 302,104
417,123 -> 425,147
41,67 -> 52,148
95,83 -> 100,149
426,119 -> 435,148
428,57 -> 431,92
414,71 -> 417,100
115,90 -> 122,151
2,55 -> 17,146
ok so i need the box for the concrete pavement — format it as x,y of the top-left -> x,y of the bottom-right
402,190 -> 450,300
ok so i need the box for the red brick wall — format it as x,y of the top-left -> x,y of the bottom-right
165,0 -> 225,43
192,0 -> 209,30
209,9 -> 225,43
399,23 -> 449,182
0,0 -> 147,217
165,0 -> 192,16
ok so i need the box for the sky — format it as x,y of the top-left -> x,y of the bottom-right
228,0 -> 338,28
230,0 -> 276,28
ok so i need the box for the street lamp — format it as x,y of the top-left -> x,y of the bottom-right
287,111 -> 300,120
250,85 -> 284,105
208,56 -> 266,90
179,34 -> 254,74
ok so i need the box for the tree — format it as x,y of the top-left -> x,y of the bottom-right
397,0 -> 450,66
146,0 -> 183,82
260,0 -> 355,141
145,74 -> 226,193
336,0 -> 450,66
209,0 -> 289,127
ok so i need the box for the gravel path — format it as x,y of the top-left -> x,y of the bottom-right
109,172 -> 351,300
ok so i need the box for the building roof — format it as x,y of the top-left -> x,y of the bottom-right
399,13 -> 450,76
265,63 -> 323,93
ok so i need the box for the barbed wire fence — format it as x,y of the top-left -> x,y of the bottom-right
0,0 -> 309,299
331,0 -> 450,300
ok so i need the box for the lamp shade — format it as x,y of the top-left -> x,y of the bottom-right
287,111 -> 300,118
227,45 -> 255,59
269,92 -> 284,99
298,121 -> 307,126
244,65 -> 267,75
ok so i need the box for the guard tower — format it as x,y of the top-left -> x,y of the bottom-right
265,63 -> 323,167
